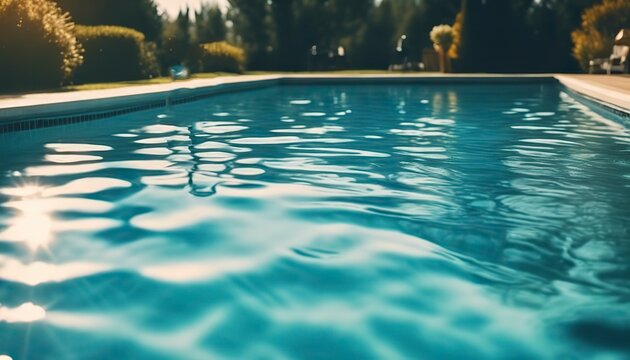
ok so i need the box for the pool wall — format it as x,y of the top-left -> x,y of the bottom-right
0,75 -> 627,133
0,77 -> 281,133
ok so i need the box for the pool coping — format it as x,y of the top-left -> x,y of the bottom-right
0,74 -> 627,133
554,74 -> 630,121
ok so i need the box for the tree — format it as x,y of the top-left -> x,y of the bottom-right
160,8 -> 192,69
399,0 -> 460,64
222,0 -> 603,73
227,0 -> 271,70
430,25 -> 454,72
229,0 -> 373,70
54,0 -> 162,42
317,0 -> 373,47
457,0 -> 529,72
523,0 -> 600,72
0,0 -> 82,91
457,0 -> 484,72
195,3 -> 227,43
572,0 -> 630,72
270,0 -> 298,70
454,0 -> 603,73
349,0 -> 396,69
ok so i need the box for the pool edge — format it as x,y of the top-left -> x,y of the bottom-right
0,74 -> 627,133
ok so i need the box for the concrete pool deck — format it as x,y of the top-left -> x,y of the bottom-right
554,74 -> 630,113
0,74 -> 628,131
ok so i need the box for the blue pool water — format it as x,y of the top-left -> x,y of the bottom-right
0,83 -> 629,359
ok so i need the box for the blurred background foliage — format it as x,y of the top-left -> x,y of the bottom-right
0,0 -> 628,92
54,0 -> 163,42
196,41 -> 246,73
73,25 -> 160,84
0,0 -> 82,91
572,0 -> 630,71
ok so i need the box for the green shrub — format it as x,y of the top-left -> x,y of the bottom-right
73,25 -> 160,84
448,11 -> 463,60
572,0 -> 630,72
54,0 -> 163,42
0,0 -> 82,92
198,42 -> 245,73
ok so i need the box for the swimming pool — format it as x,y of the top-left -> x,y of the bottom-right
0,82 -> 629,359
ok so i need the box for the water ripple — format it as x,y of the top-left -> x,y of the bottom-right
0,84 -> 629,359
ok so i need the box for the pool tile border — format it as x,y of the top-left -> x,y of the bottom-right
558,85 -> 629,127
0,78 -> 279,133
0,100 -> 165,133
0,75 -> 627,133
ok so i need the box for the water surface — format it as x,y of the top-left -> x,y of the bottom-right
1,84 -> 629,359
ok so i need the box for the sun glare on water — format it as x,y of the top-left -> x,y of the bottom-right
0,302 -> 46,323
0,185 -> 52,251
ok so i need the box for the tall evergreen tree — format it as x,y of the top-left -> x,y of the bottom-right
227,0 -> 271,69
270,0 -> 298,70
229,0 -> 372,70
195,4 -> 227,43
160,8 -> 192,68
457,0 -> 520,72
350,0 -> 396,69
529,0 -> 601,72
221,0 -> 599,72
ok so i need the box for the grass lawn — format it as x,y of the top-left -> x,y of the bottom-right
0,70 -> 404,96
61,70 -> 394,92
61,72 -> 236,91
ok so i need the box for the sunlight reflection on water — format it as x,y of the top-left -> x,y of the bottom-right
0,303 -> 45,323
0,84 -> 629,359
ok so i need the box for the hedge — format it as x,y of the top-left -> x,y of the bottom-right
73,25 -> 160,84
0,0 -> 83,91
197,41 -> 245,73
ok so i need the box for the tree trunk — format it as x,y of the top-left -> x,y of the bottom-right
435,45 -> 451,73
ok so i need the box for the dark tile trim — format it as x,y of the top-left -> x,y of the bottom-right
279,75 -> 557,85
0,100 -> 165,133
0,79 -> 279,134
0,76 -> 627,133
559,84 -> 630,127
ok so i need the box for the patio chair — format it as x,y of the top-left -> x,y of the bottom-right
589,29 -> 630,74
606,45 -> 629,74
